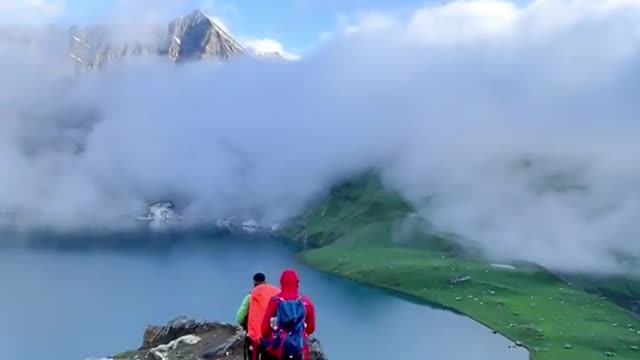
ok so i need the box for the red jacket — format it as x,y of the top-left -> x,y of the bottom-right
261,269 -> 316,359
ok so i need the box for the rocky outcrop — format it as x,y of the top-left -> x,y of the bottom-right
165,10 -> 244,62
91,316 -> 327,360
68,10 -> 244,71
0,9 -> 293,75
67,24 -> 163,70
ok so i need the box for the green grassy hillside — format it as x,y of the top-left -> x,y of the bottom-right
281,173 -> 640,360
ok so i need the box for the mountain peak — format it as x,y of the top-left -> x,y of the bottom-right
62,9 -> 246,71
174,9 -> 244,51
188,9 -> 208,17
1,9 -> 297,71
184,9 -> 210,23
166,9 -> 244,62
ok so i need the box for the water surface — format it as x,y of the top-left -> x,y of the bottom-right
0,235 -> 528,360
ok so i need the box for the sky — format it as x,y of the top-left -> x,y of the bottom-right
1,0 -> 531,55
1,0 -> 640,275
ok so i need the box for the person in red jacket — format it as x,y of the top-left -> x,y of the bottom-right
260,269 -> 316,360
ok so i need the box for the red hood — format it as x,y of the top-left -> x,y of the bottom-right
279,269 -> 300,297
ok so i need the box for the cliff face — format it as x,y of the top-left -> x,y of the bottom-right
90,317 -> 327,360
67,25 -> 163,70
165,10 -> 244,62
0,10 -> 253,73
68,10 -> 244,71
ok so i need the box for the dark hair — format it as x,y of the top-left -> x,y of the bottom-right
253,272 -> 266,282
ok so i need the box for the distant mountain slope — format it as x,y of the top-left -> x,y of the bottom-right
68,10 -> 244,70
283,172 -> 640,360
0,9 -> 283,71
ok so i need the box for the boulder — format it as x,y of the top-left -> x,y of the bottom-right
93,316 -> 327,360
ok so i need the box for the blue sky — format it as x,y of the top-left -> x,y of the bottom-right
7,0 -> 530,54
57,0 -> 446,53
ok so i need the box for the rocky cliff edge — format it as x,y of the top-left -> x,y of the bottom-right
87,316 -> 328,360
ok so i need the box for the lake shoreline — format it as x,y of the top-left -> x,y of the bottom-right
281,174 -> 640,360
2,235 -> 526,360
293,249 -> 528,356
293,244 -> 640,360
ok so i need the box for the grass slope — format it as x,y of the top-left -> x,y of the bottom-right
282,174 -> 640,360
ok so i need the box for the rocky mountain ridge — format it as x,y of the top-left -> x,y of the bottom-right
68,10 -> 245,71
0,9 -> 283,71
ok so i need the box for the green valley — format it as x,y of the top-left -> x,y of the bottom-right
280,173 -> 640,360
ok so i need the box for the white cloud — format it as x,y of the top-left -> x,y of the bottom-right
406,0 -> 518,45
2,0 -> 640,275
0,0 -> 65,25
342,12 -> 397,35
334,0 -> 640,47
243,38 -> 301,60
79,1 -> 297,61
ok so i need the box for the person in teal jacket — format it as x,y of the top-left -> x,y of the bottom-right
236,272 -> 267,329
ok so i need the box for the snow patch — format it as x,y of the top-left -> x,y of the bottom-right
244,38 -> 300,61
490,263 -> 517,270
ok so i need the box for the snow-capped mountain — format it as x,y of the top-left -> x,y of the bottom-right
0,9 -> 293,71
67,10 -> 245,70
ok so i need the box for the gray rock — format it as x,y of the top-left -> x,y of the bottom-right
142,316 -> 200,349
92,317 -> 327,360
67,25 -> 163,71
166,10 -> 243,62
563,343 -> 572,349
202,330 -> 245,359
309,337 -> 328,360
1,9 -> 250,74
68,10 -> 244,72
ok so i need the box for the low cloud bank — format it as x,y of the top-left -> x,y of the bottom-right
1,0 -> 640,274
